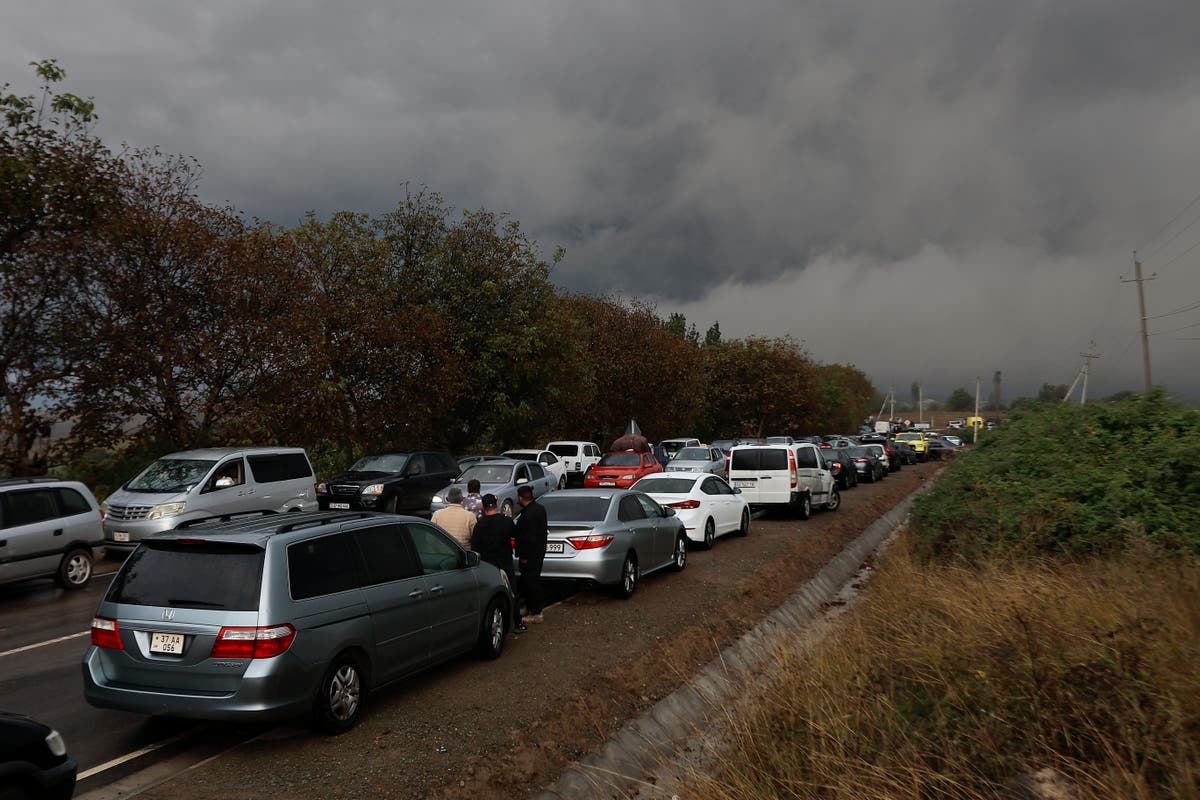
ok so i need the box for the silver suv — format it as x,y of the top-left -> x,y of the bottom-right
0,477 -> 102,590
83,510 -> 514,732
102,447 -> 317,552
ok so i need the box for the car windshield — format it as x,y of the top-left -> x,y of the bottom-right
126,458 -> 217,493
674,448 -> 710,461
348,454 -> 409,473
632,477 -> 696,494
598,453 -> 641,467
547,444 -> 578,457
459,464 -> 514,484
540,495 -> 612,522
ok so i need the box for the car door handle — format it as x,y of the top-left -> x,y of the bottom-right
408,590 -> 424,599
429,585 -> 444,594
53,529 -> 63,536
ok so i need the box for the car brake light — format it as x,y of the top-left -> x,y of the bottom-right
855,457 -> 868,463
91,617 -> 123,650
788,452 -> 798,489
667,499 -> 701,509
210,624 -> 297,659
566,534 -> 615,550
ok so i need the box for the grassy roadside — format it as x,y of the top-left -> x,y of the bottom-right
684,396 -> 1200,799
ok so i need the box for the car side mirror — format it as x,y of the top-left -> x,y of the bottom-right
663,507 -> 676,517
466,551 -> 481,567
733,487 -> 742,494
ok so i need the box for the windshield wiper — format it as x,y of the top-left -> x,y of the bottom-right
166,598 -> 226,608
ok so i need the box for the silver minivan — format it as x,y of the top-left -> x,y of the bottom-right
101,448 -> 317,552
0,477 -> 103,589
83,511 -> 514,732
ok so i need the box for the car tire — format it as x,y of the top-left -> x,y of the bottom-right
557,474 -> 567,490
613,552 -> 639,598
501,499 -> 514,518
475,596 -> 508,660
864,469 -> 875,484
313,652 -> 367,734
385,495 -> 400,514
702,518 -> 716,550
826,488 -> 841,512
670,535 -> 688,571
797,493 -> 812,520
55,548 -> 92,589
736,508 -> 750,537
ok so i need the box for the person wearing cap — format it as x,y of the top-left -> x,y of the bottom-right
431,486 -> 476,548
470,493 -> 523,632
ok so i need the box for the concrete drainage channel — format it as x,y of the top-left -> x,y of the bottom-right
533,478 -> 937,800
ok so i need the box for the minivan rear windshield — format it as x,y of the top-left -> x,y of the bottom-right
126,459 -> 217,493
105,541 -> 264,610
547,445 -> 578,457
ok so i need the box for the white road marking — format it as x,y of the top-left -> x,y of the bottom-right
0,630 -> 89,658
77,729 -> 196,780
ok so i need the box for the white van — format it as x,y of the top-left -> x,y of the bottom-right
101,447 -> 317,551
545,441 -> 602,482
726,443 -> 839,519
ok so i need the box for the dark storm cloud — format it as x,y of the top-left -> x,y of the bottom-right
5,0 -> 1200,397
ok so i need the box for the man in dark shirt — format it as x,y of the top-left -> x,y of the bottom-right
514,485 -> 548,624
470,494 -> 523,632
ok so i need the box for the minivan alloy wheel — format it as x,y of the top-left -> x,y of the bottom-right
329,664 -> 361,722
56,548 -> 92,589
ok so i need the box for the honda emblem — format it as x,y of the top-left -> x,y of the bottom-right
161,608 -> 175,622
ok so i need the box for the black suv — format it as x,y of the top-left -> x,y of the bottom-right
317,452 -> 460,515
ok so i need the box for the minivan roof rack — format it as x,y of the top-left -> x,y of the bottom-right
0,476 -> 63,487
175,510 -> 280,530
276,511 -> 374,535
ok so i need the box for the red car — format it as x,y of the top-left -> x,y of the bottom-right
584,450 -> 663,488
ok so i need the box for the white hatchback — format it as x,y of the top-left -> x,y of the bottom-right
631,472 -> 749,549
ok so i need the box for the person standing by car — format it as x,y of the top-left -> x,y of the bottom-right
462,479 -> 483,518
471,494 -> 523,632
431,486 -> 476,548
514,485 -> 548,624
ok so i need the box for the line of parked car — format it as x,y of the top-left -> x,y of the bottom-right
0,428 -> 964,787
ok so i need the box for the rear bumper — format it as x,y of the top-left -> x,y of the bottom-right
539,547 -> 626,585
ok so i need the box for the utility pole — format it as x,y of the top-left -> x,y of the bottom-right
1121,254 -> 1155,393
973,377 -> 980,444
918,383 -> 924,426
1063,343 -> 1101,405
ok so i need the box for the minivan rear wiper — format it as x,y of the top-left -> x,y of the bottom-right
166,598 -> 226,608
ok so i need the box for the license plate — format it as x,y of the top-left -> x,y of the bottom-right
545,542 -> 565,554
111,531 -> 130,542
150,632 -> 185,655
599,481 -> 615,487
734,479 -> 755,488
329,502 -> 350,510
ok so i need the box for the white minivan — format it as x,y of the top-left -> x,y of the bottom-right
101,447 -> 317,551
725,443 -> 839,519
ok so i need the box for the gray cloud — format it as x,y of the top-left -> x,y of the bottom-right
5,0 -> 1200,399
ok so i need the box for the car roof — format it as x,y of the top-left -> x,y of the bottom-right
0,476 -> 72,488
157,447 -> 306,459
145,510 -> 427,547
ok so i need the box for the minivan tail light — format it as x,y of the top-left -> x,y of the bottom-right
91,617 -> 123,650
788,452 -> 798,489
210,624 -> 297,659
566,534 -> 615,550
667,499 -> 701,509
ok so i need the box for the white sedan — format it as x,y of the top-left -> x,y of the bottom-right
630,472 -> 749,549
502,449 -> 567,489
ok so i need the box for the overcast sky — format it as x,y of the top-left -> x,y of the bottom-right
7,1 -> 1200,402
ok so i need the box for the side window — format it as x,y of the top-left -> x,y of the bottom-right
635,494 -> 663,518
514,465 -> 529,484
0,489 -> 61,528
643,454 -> 655,468
288,533 -> 366,600
247,454 -> 280,483
209,458 -> 246,490
589,445 -> 601,457
406,455 -> 426,476
56,488 -> 93,515
527,463 -> 545,480
352,524 -> 421,584
618,495 -> 647,522
794,448 -> 818,468
408,523 -> 463,573
542,453 -> 558,465
700,478 -> 721,496
274,453 -> 314,480
437,453 -> 458,473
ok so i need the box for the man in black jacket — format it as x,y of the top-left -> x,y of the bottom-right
470,494 -> 523,632
514,485 -> 548,624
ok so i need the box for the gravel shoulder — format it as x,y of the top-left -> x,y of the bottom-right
141,462 -> 940,800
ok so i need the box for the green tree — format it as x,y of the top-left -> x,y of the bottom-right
945,387 -> 974,411
704,321 -> 722,345
1,60 -> 122,474
1037,383 -> 1069,403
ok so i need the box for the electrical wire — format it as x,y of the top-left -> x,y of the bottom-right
1148,236 -> 1200,276
1138,188 -> 1200,255
1143,212 -> 1200,264
1150,319 -> 1200,336
1146,299 -> 1200,320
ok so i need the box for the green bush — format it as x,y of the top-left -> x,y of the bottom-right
911,390 -> 1200,560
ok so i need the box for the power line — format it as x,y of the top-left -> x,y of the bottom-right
1138,188 -> 1200,254
1150,319 -> 1200,336
1151,236 -> 1200,275
1143,211 -> 1200,264
1146,298 -> 1200,320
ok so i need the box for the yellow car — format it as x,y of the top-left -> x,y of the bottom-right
966,416 -> 984,430
894,432 -> 928,460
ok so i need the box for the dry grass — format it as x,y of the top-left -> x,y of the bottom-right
683,536 -> 1200,799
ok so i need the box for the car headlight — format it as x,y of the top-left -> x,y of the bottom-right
621,474 -> 636,480
362,484 -> 385,495
44,729 -> 67,758
147,502 -> 186,520
432,494 -> 444,504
